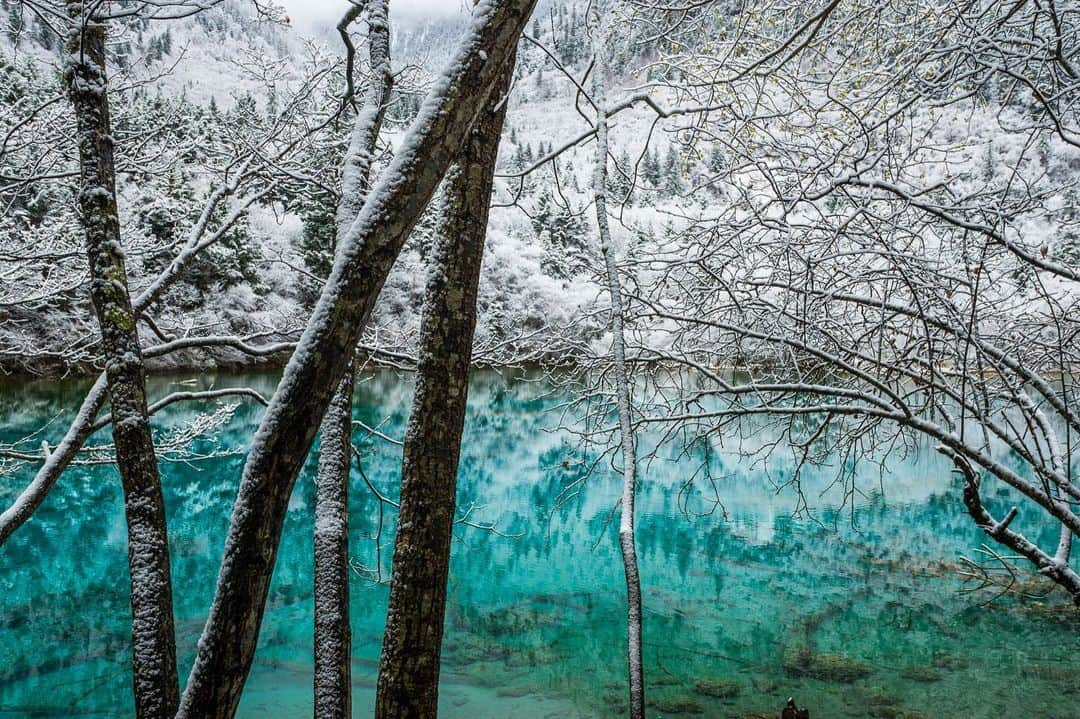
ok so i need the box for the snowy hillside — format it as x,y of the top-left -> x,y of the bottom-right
0,0 -> 673,374
2,0 -> 1078,375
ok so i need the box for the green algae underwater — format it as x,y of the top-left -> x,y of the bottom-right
0,371 -> 1077,718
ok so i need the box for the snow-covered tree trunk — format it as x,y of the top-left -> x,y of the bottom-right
62,4 -> 178,716
335,1 -> 392,235
590,4 -> 645,717
313,3 -> 393,716
177,3 -> 537,716
373,45 -> 516,719
313,371 -> 354,719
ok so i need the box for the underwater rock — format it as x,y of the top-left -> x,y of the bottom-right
1021,663 -> 1080,682
781,643 -> 812,673
600,691 -> 628,716
811,653 -> 870,682
692,678 -> 740,698
930,652 -> 969,671
504,645 -> 563,668
780,591 -> 875,685
651,675 -> 684,686
483,605 -> 561,636
782,643 -> 814,672
782,643 -> 872,683
900,665 -> 943,683
751,676 -> 780,693
860,689 -> 900,707
441,634 -> 510,667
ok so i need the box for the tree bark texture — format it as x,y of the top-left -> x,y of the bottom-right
373,46 -> 516,719
313,3 -> 394,716
63,5 -> 179,717
313,372 -> 354,719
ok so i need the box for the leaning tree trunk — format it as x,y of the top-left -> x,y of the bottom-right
373,44 -> 516,719
313,2 -> 394,716
63,4 -> 179,717
590,6 -> 645,717
177,3 -> 537,716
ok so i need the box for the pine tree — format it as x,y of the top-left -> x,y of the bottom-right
267,84 -> 279,120
511,143 -> 526,171
294,198 -> 334,305
642,148 -> 661,188
137,168 -> 197,269
663,146 -> 684,195
609,150 -> 634,204
708,145 -> 724,174
209,209 -> 260,292
534,190 -> 589,279
706,146 -> 725,194
563,159 -> 580,193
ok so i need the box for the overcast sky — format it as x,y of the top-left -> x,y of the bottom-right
280,0 -> 469,32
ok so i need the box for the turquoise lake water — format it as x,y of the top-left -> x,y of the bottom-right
0,371 -> 1077,718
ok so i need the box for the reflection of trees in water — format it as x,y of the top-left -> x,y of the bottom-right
1,371 -> 1077,716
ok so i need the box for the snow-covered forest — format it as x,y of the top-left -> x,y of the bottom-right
4,0 -> 1079,371
0,0 -> 676,374
1,0 -> 1079,717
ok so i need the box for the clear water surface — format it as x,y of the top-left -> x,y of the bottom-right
0,371 -> 1077,718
